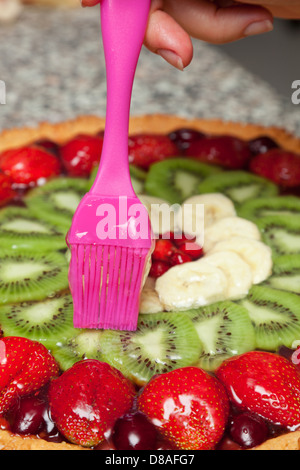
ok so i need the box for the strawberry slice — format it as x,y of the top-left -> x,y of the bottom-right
185,135 -> 251,169
216,351 -> 300,427
138,367 -> 230,450
0,147 -> 61,186
128,134 -> 179,169
60,134 -> 103,177
0,337 -> 59,415
49,359 -> 135,447
249,149 -> 300,188
0,173 -> 17,207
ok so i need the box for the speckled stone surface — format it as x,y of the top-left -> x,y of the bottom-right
0,6 -> 299,135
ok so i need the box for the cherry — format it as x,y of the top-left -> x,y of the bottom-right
112,411 -> 158,450
168,128 -> 205,152
216,435 -> 242,451
185,135 -> 251,169
149,260 -> 170,278
152,239 -> 176,262
248,136 -> 279,156
229,412 -> 269,449
174,241 -> 203,260
170,251 -> 193,266
10,394 -> 49,435
34,139 -> 60,157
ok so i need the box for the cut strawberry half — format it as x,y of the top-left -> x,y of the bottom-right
128,134 -> 179,169
0,147 -> 61,186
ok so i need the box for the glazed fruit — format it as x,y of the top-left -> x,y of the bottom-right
185,135 -> 251,169
60,134 -> 104,177
248,135 -> 279,155
216,351 -> 300,427
112,411 -> 158,450
0,336 -> 59,415
128,134 -> 179,169
138,366 -> 230,450
168,127 -> 205,152
250,149 -> 300,188
0,147 -> 61,186
229,412 -> 269,448
48,359 -> 135,447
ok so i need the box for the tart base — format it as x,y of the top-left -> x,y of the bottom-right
1,114 -> 300,451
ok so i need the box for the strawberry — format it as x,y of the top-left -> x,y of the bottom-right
0,173 -> 17,207
0,147 -> 61,186
137,367 -> 230,450
185,135 -> 251,169
216,351 -> 300,427
60,134 -> 103,177
49,359 -> 135,447
0,336 -> 59,416
128,134 -> 179,169
249,149 -> 300,188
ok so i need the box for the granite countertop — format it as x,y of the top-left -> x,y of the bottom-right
0,6 -> 299,135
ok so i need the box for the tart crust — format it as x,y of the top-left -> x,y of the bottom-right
0,114 -> 300,451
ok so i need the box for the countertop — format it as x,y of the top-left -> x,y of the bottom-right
0,6 -> 299,136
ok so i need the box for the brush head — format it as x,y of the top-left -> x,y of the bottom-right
67,194 -> 154,331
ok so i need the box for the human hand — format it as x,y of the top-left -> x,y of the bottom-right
82,0 -> 300,69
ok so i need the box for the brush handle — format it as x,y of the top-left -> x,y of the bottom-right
90,0 -> 151,197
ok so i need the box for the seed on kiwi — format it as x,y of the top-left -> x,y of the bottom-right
264,255 -> 300,294
144,157 -> 222,204
25,177 -> 89,230
0,292 -> 76,349
237,196 -> 300,221
198,170 -> 278,206
100,312 -> 202,386
52,330 -> 104,371
184,301 -> 256,372
0,250 -> 69,305
255,215 -> 300,257
89,164 -> 147,195
0,206 -> 66,252
239,285 -> 300,351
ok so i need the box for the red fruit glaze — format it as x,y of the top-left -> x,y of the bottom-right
138,367 -> 230,450
49,360 -> 135,448
60,134 -> 103,177
128,134 -> 179,169
0,173 -> 17,207
186,135 -> 251,169
0,337 -> 59,416
216,351 -> 300,427
249,149 -> 300,188
0,147 -> 61,186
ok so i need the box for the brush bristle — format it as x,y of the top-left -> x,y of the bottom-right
69,244 -> 150,330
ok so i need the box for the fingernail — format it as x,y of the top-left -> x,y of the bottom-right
157,49 -> 184,71
244,20 -> 273,37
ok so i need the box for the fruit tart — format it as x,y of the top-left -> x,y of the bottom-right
1,114 -> 300,451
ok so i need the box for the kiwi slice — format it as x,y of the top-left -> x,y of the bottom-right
0,206 -> 66,252
144,158 -> 222,204
239,285 -> 300,351
255,215 -> 300,257
0,292 -> 77,349
100,312 -> 202,386
52,330 -> 104,371
198,170 -> 278,206
265,255 -> 300,294
0,250 -> 69,305
89,164 -> 147,194
238,196 -> 300,221
184,301 -> 256,372
26,177 -> 89,230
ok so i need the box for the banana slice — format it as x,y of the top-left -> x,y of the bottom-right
203,216 -> 261,253
207,236 -> 273,284
139,285 -> 164,314
177,193 -> 237,245
155,259 -> 228,311
204,251 -> 253,300
139,194 -> 179,236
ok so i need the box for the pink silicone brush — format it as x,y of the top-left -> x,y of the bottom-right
67,0 -> 153,331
